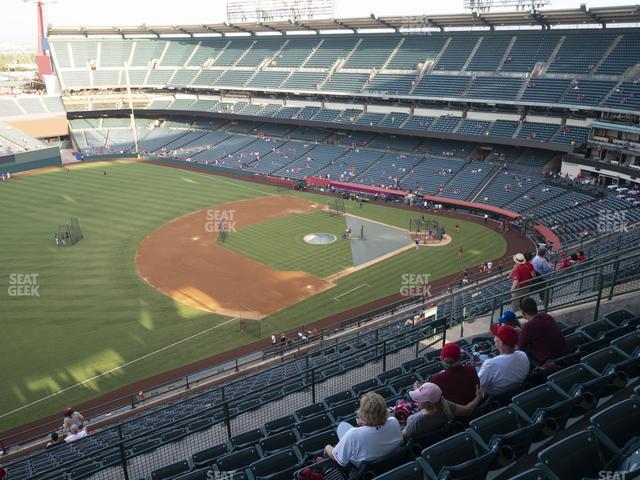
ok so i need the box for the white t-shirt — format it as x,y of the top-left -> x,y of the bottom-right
478,351 -> 530,396
64,429 -> 88,443
332,417 -> 403,467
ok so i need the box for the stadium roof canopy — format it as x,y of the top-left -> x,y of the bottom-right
48,4 -> 640,37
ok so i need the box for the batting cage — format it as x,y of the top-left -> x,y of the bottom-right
55,217 -> 83,247
409,218 -> 445,241
328,199 -> 345,217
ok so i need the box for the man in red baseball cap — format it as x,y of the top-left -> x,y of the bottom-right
430,343 -> 480,406
477,325 -> 530,396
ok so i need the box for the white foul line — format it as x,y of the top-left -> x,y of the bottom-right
0,316 -> 239,419
333,283 -> 370,301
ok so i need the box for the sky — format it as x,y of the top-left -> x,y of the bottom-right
1,0 -> 637,49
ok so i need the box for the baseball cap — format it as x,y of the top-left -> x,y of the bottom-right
490,324 -> 519,348
497,310 -> 517,325
64,407 -> 73,415
440,342 -> 461,363
513,253 -> 526,264
409,382 -> 443,404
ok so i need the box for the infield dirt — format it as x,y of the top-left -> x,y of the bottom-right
136,195 -> 333,319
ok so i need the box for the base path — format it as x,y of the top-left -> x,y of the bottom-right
136,195 -> 332,319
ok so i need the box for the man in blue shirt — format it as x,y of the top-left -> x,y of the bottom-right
531,248 -> 553,301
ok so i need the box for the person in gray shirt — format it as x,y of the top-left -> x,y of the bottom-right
402,382 -> 482,441
531,248 -> 553,301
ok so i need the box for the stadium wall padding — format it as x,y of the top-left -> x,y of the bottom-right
0,147 -> 62,174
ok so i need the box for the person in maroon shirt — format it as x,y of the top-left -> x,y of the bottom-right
517,297 -> 568,365
511,253 -> 532,311
430,343 -> 480,406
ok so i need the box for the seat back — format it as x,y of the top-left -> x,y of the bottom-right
579,318 -> 617,339
361,445 -> 411,477
612,331 -> 640,356
421,432 -> 486,478
217,446 -> 261,471
297,430 -> 339,459
151,460 -> 190,480
192,443 -> 229,468
265,415 -> 296,435
538,429 -> 619,480
582,346 -> 630,374
296,414 -> 333,437
247,448 -> 302,479
230,428 -> 264,450
370,460 -> 423,480
259,430 -> 299,455
295,403 -> 326,421
590,397 -> 640,454
324,390 -> 354,407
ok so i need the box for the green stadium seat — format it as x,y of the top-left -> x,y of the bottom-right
420,431 -> 497,480
537,429 -> 625,480
590,397 -> 640,456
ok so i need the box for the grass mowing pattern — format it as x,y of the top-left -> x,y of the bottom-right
0,161 -> 505,431
222,211 -> 351,278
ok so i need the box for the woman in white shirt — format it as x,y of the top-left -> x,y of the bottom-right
324,392 -> 403,467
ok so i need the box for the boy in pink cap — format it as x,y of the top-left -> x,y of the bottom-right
402,382 -> 481,441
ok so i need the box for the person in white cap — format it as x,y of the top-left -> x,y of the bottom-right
402,382 -> 482,441
510,253 -> 532,311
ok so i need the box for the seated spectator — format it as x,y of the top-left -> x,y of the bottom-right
62,407 -> 84,431
64,424 -> 88,444
324,392 -> 402,467
46,432 -> 64,449
518,297 -> 567,365
403,382 -> 481,441
477,325 -> 530,396
430,343 -> 480,405
496,310 -> 522,330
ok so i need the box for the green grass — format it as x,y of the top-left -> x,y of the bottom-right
0,161 -> 506,432
222,211 -> 351,278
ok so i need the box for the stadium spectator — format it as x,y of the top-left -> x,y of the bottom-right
531,248 -> 553,301
496,310 -> 522,330
46,432 -> 64,449
402,382 -> 482,441
577,250 -> 587,262
477,325 -> 530,396
510,253 -> 532,311
62,407 -> 84,431
518,297 -> 567,365
324,392 -> 402,467
64,424 -> 88,444
430,343 -> 480,405
0,466 -> 5,480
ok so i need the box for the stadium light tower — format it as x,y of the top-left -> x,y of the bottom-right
464,0 -> 551,12
24,0 -> 57,81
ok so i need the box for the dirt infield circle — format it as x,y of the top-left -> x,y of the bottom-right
136,196 -> 333,319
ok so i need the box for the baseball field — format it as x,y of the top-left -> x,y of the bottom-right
0,159 -> 506,432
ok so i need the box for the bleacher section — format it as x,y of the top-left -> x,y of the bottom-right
49,27 -> 640,114
68,116 -> 640,245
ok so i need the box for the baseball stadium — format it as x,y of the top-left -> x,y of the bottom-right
1,0 -> 640,478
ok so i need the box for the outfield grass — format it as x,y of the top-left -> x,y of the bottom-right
0,161 -> 505,432
222,211 -> 352,277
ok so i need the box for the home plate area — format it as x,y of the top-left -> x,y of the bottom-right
344,214 -> 413,267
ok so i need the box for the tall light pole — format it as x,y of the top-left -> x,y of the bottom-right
24,0 -> 56,81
